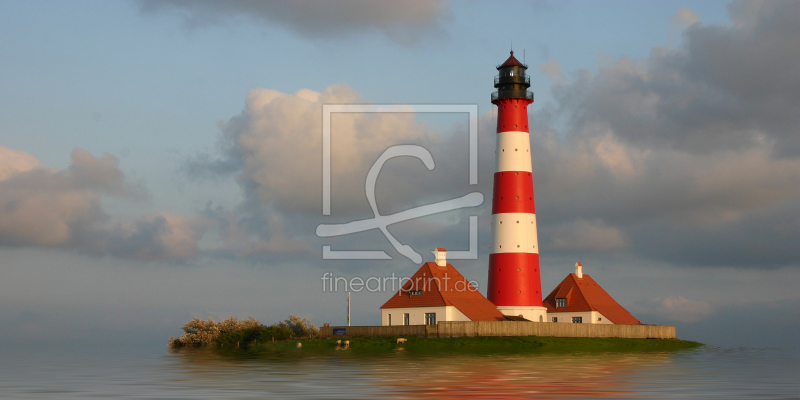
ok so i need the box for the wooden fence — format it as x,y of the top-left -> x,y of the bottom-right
319,321 -> 675,339
319,324 -> 435,338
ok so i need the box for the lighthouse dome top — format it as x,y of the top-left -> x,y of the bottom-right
497,51 -> 527,69
492,50 -> 533,103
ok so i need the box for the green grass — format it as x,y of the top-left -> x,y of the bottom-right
236,336 -> 702,356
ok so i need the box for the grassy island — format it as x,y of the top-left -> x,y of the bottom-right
169,317 -> 701,355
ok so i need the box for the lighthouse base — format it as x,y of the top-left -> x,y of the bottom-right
497,306 -> 548,322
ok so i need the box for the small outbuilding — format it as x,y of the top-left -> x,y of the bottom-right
542,262 -> 641,325
380,248 -> 506,325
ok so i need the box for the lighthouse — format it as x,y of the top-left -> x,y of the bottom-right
487,51 -> 547,322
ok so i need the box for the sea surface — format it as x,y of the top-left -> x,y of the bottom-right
0,343 -> 797,399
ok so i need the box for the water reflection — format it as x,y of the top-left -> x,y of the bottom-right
368,353 -> 673,399
1,345 -> 794,399
166,348 -> 679,399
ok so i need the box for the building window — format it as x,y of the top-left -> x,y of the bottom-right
404,313 -> 410,326
598,318 -> 602,322
388,314 -> 392,326
552,317 -> 558,323
556,298 -> 567,308
572,317 -> 582,323
425,312 -> 436,325
409,290 -> 423,296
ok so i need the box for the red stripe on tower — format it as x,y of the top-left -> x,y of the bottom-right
487,51 -> 548,322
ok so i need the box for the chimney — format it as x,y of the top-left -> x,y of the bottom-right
435,248 -> 447,267
575,262 -> 583,278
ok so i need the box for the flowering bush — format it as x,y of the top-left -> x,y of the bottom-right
283,315 -> 319,339
168,315 -> 316,347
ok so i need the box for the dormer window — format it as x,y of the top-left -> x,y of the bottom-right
409,290 -> 423,296
556,298 -> 567,308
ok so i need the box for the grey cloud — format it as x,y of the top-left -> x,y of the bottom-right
99,214 -> 208,261
636,296 -> 713,324
0,146 -> 206,261
66,148 -> 147,198
546,219 -> 629,252
528,1 -> 800,268
628,199 -> 800,267
550,0 -> 800,155
139,0 -> 450,44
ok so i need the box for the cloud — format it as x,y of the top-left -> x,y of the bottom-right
0,146 -> 40,180
185,0 -> 800,267
546,1 -> 800,156
139,0 -> 450,44
538,60 -> 565,84
530,0 -> 800,268
0,146 -> 206,260
102,213 -> 209,261
640,296 -> 713,324
192,85 -> 438,215
200,205 -> 314,258
187,71 -> 799,267
186,84 -> 494,261
547,219 -> 629,252
672,7 -> 701,30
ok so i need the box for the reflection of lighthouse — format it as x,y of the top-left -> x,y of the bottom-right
487,51 -> 547,322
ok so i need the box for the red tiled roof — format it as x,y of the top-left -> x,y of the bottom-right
381,262 -> 505,321
499,51 -> 525,68
543,273 -> 641,325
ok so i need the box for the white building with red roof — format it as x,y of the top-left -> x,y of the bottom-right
542,262 -> 641,325
380,248 -> 506,326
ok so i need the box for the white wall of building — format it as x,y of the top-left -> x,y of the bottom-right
547,311 -> 612,324
381,306 -> 470,326
497,306 -> 548,322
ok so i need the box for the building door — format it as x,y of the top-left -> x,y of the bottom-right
388,314 -> 392,326
425,312 -> 436,325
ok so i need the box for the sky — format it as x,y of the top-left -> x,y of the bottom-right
1,0 -> 798,349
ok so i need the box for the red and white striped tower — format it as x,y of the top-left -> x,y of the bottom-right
487,51 -> 547,322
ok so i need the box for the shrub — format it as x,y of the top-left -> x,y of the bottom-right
259,324 -> 295,341
168,315 -> 316,347
282,315 -> 319,338
168,316 -> 261,348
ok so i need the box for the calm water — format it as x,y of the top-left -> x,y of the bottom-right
0,344 -> 797,399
